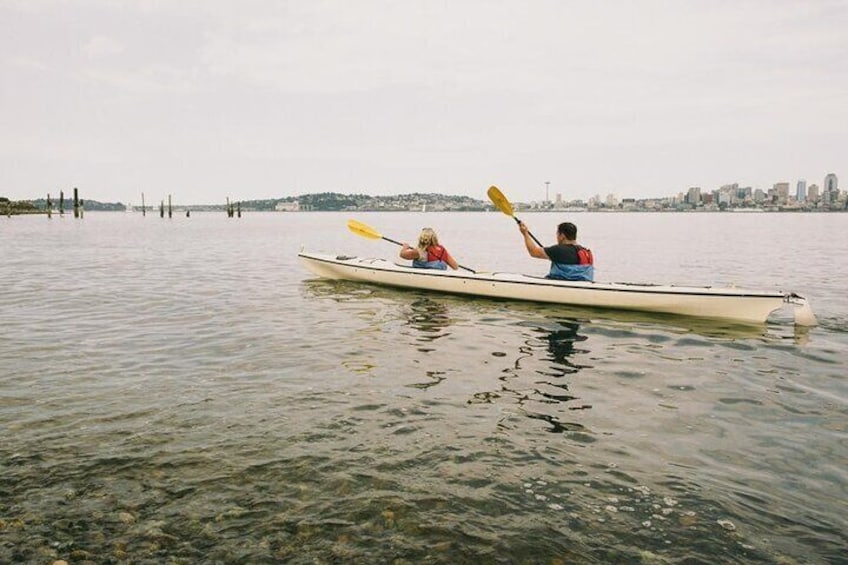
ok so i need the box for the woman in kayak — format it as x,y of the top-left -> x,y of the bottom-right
518,220 -> 594,281
400,227 -> 459,270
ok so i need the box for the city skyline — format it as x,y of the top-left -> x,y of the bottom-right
2,2 -> 846,205
533,172 -> 840,206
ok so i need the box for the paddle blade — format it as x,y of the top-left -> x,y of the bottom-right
487,185 -> 514,217
347,219 -> 382,240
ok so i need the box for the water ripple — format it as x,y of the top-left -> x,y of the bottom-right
1,213 -> 846,563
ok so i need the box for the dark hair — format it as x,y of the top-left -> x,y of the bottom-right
557,222 -> 577,240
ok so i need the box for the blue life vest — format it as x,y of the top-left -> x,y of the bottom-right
547,263 -> 594,281
413,259 -> 448,270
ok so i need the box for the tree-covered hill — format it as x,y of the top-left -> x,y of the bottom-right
29,198 -> 126,211
4,192 -> 490,213
1,196 -> 127,213
0,197 -> 41,215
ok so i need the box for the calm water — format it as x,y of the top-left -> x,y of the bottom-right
1,211 -> 846,564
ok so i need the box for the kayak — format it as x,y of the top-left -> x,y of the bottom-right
298,252 -> 817,326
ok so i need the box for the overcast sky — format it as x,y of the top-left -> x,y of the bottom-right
1,0 -> 846,204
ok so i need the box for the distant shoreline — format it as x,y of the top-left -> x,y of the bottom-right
4,189 -> 846,215
7,208 -> 846,216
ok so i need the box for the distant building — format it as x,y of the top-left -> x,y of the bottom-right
773,182 -> 790,204
275,200 -> 300,211
824,173 -> 838,192
621,197 -> 637,210
686,186 -> 701,206
808,184 -> 820,203
824,173 -> 839,204
796,179 -> 807,202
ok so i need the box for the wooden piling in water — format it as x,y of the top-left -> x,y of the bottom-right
59,191 -> 64,216
160,200 -> 164,218
168,195 -> 172,218
237,202 -> 241,218
73,188 -> 80,218
79,199 -> 84,219
47,194 -> 52,218
141,192 -> 146,217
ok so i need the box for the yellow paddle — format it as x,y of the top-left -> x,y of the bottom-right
347,219 -> 403,245
487,185 -> 543,247
347,219 -> 476,273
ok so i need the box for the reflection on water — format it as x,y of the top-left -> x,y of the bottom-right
303,279 -> 597,430
535,319 -> 590,371
301,277 -> 790,342
404,298 -> 452,346
301,278 -> 767,427
403,298 -> 452,388
300,280 -> 812,440
493,318 -> 595,435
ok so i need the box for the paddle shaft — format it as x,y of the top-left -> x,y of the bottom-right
385,237 -> 475,273
348,218 -> 476,273
512,216 -> 544,248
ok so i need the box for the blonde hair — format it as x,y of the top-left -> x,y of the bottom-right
417,227 -> 439,258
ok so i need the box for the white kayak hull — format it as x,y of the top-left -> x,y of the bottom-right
298,252 -> 816,326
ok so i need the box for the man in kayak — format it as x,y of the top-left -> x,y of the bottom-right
400,227 -> 459,270
518,221 -> 594,281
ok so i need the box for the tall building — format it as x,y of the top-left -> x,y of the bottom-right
824,173 -> 838,192
824,173 -> 839,206
773,182 -> 790,204
687,186 -> 701,206
808,184 -> 820,203
796,179 -> 807,202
